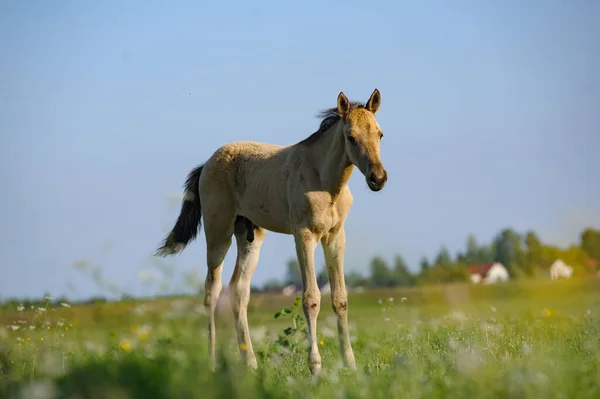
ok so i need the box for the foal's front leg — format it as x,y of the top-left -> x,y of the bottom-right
322,227 -> 356,369
293,228 -> 322,376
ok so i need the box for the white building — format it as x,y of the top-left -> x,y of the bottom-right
550,259 -> 573,280
468,262 -> 510,284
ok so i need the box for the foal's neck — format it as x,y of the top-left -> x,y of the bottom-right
318,121 -> 354,198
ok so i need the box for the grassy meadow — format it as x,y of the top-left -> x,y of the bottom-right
1,277 -> 599,398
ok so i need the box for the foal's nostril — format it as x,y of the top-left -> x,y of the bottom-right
369,173 -> 378,184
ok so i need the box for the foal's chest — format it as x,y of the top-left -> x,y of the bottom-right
304,192 -> 350,235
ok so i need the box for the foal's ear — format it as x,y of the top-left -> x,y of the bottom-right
337,91 -> 351,117
366,88 -> 381,114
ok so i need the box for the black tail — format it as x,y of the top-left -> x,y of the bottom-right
154,165 -> 204,257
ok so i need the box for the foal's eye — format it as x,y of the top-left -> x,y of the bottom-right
347,136 -> 357,145
379,133 -> 384,139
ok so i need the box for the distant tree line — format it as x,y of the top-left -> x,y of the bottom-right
259,227 -> 600,291
2,228 -> 599,308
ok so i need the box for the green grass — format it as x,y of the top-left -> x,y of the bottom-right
1,278 -> 599,398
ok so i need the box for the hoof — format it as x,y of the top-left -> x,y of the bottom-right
309,361 -> 322,376
246,357 -> 258,371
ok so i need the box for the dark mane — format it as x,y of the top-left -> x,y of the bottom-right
298,101 -> 365,146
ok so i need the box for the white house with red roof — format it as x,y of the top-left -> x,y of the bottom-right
468,262 -> 510,284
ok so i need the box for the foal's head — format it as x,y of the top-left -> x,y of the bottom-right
337,89 -> 387,192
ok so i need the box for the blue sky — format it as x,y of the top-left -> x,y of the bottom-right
1,0 -> 599,301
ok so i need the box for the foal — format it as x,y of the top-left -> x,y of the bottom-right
155,89 -> 388,375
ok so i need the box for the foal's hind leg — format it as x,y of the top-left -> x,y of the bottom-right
202,199 -> 236,371
229,217 -> 266,369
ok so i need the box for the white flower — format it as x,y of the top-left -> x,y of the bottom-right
17,305 -> 25,312
401,297 -> 408,302
60,303 -> 71,308
9,325 -> 20,331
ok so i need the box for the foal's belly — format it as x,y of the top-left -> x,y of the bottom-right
239,205 -> 292,235
237,191 -> 293,235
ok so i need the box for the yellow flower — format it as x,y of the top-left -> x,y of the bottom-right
239,343 -> 248,351
119,339 -> 132,352
40,337 -> 44,341
319,340 -> 325,346
18,343 -> 22,347
27,337 -> 31,341
543,308 -> 552,317
134,325 -> 150,341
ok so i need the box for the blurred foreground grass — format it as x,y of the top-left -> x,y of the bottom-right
1,278 -> 599,398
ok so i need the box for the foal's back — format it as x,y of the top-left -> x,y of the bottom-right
201,140 -> 296,234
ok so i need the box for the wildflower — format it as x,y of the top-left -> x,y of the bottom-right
136,325 -> 151,341
40,337 -> 44,341
17,305 -> 24,312
9,325 -> 19,331
37,307 -> 46,313
401,297 -> 407,302
18,343 -> 22,347
319,340 -> 325,346
61,303 -> 71,308
388,297 -> 395,302
490,306 -> 497,313
119,339 -> 132,352
239,343 -> 248,351
543,308 -> 552,317
29,326 -> 36,331
45,296 -> 54,301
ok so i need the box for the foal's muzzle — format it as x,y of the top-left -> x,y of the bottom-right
367,168 -> 387,192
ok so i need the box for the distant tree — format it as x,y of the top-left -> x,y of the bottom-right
345,271 -> 368,288
285,258 -> 302,286
317,266 -> 329,287
370,256 -> 394,287
493,228 -> 525,277
581,228 -> 600,264
419,256 -> 431,273
434,246 -> 453,269
524,230 -> 543,273
263,278 -> 283,292
463,234 -> 481,264
393,254 -> 415,286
